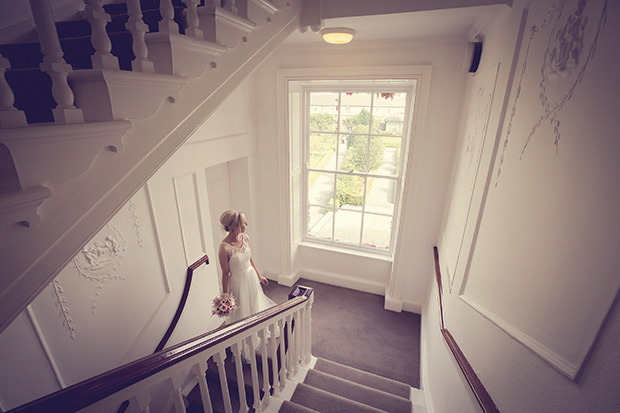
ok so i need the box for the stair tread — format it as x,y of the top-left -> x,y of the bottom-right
278,400 -> 320,413
314,357 -> 411,399
304,369 -> 411,413
290,382 -> 386,413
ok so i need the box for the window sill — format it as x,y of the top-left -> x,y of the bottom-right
298,240 -> 393,263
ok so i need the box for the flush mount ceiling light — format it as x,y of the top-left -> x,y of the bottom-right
320,27 -> 355,44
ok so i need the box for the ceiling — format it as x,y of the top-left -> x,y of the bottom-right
283,5 -> 506,45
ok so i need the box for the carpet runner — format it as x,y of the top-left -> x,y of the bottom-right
279,358 -> 413,413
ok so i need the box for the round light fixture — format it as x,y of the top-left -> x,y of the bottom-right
320,27 -> 355,45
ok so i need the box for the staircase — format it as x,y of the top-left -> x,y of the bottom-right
0,0 -> 302,335
186,354 -> 417,413
278,358 -> 415,413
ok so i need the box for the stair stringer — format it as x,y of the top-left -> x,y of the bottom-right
0,0 -> 302,335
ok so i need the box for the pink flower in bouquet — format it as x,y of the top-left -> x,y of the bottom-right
212,293 -> 238,317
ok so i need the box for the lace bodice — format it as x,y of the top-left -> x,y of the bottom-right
222,234 -> 252,275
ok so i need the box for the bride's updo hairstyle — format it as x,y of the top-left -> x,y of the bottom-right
220,210 -> 245,232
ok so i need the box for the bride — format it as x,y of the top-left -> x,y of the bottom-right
218,210 -> 276,327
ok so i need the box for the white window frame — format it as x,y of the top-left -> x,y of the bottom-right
278,66 -> 432,263
301,83 -> 414,254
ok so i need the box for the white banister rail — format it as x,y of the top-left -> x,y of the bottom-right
29,0 -> 84,124
8,286 -> 314,413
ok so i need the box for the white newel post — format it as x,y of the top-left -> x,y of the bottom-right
82,0 -> 119,69
0,54 -> 28,128
159,0 -> 180,33
182,0 -> 204,39
125,0 -> 155,72
29,0 -> 84,124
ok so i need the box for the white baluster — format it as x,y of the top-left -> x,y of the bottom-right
125,0 -> 155,72
291,311 -> 299,375
29,0 -> 84,124
0,54 -> 28,128
182,0 -> 203,39
191,361 -> 213,413
130,390 -> 152,413
299,307 -> 307,365
286,314 -> 294,375
223,0 -> 238,14
81,0 -> 119,69
258,328 -> 271,407
159,0 -> 180,33
213,351 -> 233,413
231,342 -> 249,413
278,317 -> 286,389
269,321 -> 280,396
166,373 -> 186,412
246,335 -> 261,412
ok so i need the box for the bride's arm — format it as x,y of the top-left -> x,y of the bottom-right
218,244 -> 231,293
250,257 -> 268,286
246,235 -> 268,286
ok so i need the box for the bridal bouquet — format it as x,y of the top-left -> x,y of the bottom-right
212,293 -> 238,318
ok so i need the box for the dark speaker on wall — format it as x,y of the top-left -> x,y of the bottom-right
466,41 -> 483,73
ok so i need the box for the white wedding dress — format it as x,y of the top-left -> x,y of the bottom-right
222,233 -> 276,325
222,234 -> 277,361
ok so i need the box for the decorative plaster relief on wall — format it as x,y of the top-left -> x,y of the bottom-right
50,278 -> 76,339
72,225 -> 126,315
495,0 -> 607,185
129,199 -> 144,248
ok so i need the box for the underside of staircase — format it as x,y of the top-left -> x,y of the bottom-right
0,0 -> 302,334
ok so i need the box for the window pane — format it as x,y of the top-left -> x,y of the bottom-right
361,213 -> 392,249
308,171 -> 335,208
310,93 -> 338,132
364,177 -> 396,215
336,174 -> 365,208
308,133 -> 337,169
373,92 -> 407,136
308,206 -> 333,240
339,135 -> 368,173
334,210 -> 362,245
375,136 -> 401,176
340,92 -> 372,135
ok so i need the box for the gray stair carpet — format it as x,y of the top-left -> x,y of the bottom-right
314,357 -> 411,400
289,383 -> 386,413
278,400 -> 320,413
281,357 -> 412,413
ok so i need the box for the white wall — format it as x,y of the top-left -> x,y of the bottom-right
251,36 -> 469,305
429,0 -> 620,411
0,81 -> 257,410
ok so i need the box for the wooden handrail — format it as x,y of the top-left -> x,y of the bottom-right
155,254 -> 209,353
9,289 -> 314,413
433,246 -> 499,413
